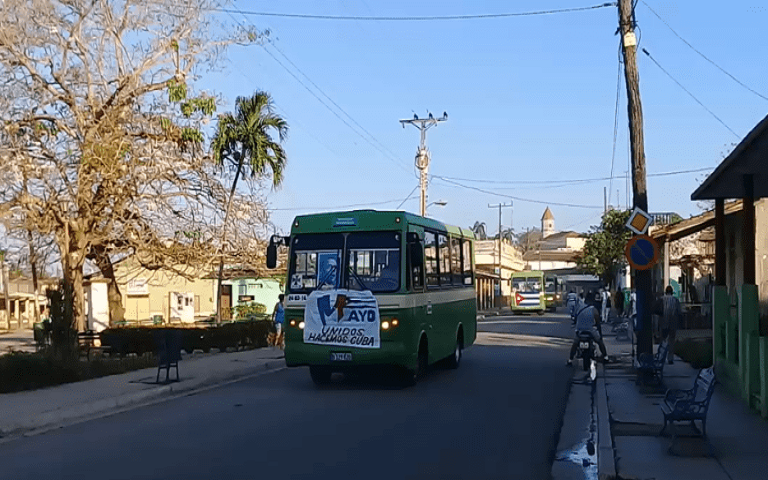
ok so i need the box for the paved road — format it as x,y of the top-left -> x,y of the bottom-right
0,312 -> 575,480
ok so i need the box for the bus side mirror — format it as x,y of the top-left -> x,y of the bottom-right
266,244 -> 277,269
266,235 -> 289,270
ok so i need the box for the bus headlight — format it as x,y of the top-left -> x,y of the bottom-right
381,321 -> 390,330
392,319 -> 399,326
289,319 -> 297,327
298,321 -> 305,329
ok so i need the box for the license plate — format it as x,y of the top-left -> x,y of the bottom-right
579,342 -> 590,349
330,352 -> 352,362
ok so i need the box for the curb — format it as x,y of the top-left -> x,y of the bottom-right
0,358 -> 286,442
596,362 -> 617,480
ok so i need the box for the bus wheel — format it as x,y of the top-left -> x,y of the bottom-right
404,338 -> 428,386
309,366 -> 332,385
446,331 -> 463,369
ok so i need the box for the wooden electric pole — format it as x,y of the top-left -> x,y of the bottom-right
619,0 -> 653,357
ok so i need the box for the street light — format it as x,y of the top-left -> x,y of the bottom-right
426,200 -> 447,217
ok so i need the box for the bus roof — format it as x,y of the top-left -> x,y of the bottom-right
290,210 -> 475,238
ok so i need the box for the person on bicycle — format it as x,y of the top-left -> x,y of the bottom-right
567,293 -> 608,366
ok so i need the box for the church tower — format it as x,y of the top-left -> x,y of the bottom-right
541,207 -> 555,238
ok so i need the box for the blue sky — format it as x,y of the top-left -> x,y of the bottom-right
201,0 -> 768,237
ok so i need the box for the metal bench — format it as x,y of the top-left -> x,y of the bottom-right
77,330 -> 105,360
637,340 -> 668,384
660,367 -> 716,439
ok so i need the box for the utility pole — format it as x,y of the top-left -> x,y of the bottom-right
400,112 -> 448,216
488,203 -> 513,303
619,0 -> 652,357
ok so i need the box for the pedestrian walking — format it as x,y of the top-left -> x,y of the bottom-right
566,290 -> 578,324
600,288 -> 610,323
272,294 -> 285,348
659,285 -> 682,364
615,288 -> 624,318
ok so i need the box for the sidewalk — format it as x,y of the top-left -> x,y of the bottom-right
0,347 -> 285,440
598,325 -> 768,479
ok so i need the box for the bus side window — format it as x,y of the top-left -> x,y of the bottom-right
450,236 -> 462,285
438,234 -> 451,287
462,239 -> 473,285
407,234 -> 424,291
424,231 -> 439,288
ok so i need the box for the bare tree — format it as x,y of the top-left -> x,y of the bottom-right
0,0 -> 268,330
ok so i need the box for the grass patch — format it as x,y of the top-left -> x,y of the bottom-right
674,339 -> 713,369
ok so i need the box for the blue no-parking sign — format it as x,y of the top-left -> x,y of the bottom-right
624,234 -> 659,270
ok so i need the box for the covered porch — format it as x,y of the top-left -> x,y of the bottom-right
691,113 -> 768,416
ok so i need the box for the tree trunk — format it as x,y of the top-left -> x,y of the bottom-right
216,157 -> 244,323
27,229 -> 41,324
89,246 -> 126,326
57,223 -> 88,332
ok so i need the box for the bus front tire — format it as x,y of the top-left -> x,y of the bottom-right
404,339 -> 428,386
445,331 -> 463,369
309,366 -> 332,385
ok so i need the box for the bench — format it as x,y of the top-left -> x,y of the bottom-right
636,340 -> 668,384
78,330 -> 105,360
660,367 -> 716,438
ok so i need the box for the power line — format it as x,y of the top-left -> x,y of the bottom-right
640,0 -> 768,102
217,3 -> 616,21
269,195 -> 419,212
224,10 -> 414,176
260,45 -> 414,174
433,166 -> 714,186
641,48 -> 740,138
266,40 -> 405,164
431,175 -> 603,209
609,43 -> 622,200
396,184 -> 420,210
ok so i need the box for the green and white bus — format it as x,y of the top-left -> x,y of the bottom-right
266,210 -> 477,385
510,270 -> 563,314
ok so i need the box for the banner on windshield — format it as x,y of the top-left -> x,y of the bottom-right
304,289 -> 380,349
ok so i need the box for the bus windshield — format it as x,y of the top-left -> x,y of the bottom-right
288,231 -> 401,294
345,231 -> 401,292
512,276 -> 542,293
545,277 -> 557,293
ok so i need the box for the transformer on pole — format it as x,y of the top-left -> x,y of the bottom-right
400,112 -> 448,216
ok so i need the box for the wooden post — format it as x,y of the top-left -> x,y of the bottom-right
743,175 -> 756,285
715,199 -> 726,286
619,0 -> 652,356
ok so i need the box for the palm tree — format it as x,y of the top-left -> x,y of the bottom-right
211,92 -> 288,322
470,221 -> 487,240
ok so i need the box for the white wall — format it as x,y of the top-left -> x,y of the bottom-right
86,282 -> 110,332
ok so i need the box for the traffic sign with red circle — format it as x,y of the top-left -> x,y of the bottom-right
625,234 -> 660,270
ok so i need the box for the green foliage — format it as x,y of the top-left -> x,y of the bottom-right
167,79 -> 188,102
577,209 -> 632,285
180,127 -> 203,143
234,302 -> 268,320
180,97 -> 216,118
